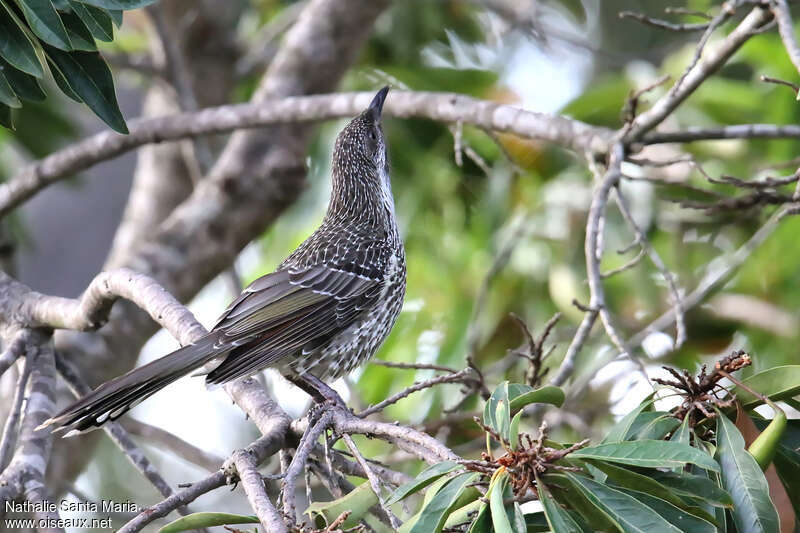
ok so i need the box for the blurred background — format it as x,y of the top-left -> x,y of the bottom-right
2,0 -> 799,528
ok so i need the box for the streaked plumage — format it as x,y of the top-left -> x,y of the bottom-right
43,87 -> 405,434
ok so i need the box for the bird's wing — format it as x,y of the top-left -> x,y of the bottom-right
205,257 -> 385,384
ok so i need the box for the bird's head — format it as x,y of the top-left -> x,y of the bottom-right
332,86 -> 390,176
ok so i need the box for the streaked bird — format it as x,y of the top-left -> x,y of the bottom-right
43,86 -> 406,435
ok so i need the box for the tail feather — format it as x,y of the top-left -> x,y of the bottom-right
40,336 -> 219,435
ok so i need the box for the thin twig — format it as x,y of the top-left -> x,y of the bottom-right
228,449 -> 288,533
123,418 -> 225,472
282,410 -> 334,525
772,0 -> 800,79
0,352 -> 31,471
341,434 -> 401,529
370,359 -> 458,373
0,329 -> 31,379
358,368 -> 475,417
584,143 -> 649,380
619,10 -> 709,31
615,188 -> 686,348
625,6 -> 772,141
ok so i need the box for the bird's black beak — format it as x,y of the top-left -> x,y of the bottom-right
367,86 -> 390,121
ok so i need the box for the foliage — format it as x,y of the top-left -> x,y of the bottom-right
0,0 -> 151,131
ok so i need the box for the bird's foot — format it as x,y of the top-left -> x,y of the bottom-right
221,455 -> 240,488
286,373 -> 350,412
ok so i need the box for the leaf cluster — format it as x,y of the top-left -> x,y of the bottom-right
0,0 -> 153,132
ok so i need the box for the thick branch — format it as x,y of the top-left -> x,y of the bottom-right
0,92 -> 610,219
624,6 -> 772,141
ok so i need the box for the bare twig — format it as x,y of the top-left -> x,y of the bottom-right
0,351 -> 31,471
0,91 -> 611,219
341,434 -> 400,529
771,0 -> 800,79
619,10 -> 709,32
123,418 -> 225,472
283,410 -> 334,525
614,188 -> 686,348
0,329 -> 31,379
584,143 -> 647,379
600,247 -> 645,278
760,74 -> 800,98
358,368 -> 475,417
228,449 -> 288,533
624,6 -> 772,141
643,123 -> 800,144
370,359 -> 458,373
628,205 -> 798,349
119,431 -> 288,533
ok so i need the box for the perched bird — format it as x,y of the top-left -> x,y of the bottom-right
44,87 -> 406,435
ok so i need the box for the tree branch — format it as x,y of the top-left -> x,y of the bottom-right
624,6 -> 772,141
0,92 -> 611,219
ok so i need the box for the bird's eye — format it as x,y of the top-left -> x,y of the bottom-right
368,131 -> 377,141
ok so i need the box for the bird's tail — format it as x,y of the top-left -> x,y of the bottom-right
39,336 -> 219,436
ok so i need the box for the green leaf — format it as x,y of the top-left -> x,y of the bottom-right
484,381 -> 509,437
158,512 -> 258,533
0,69 -> 21,107
0,2 -> 44,77
59,10 -> 96,50
545,473 -> 619,531
566,473 -> 683,532
43,45 -> 127,132
465,500 -> 490,533
46,55 -> 81,101
570,440 -> 720,472
772,445 -> 800,517
734,365 -> 800,410
586,461 -> 716,523
72,0 -> 155,9
508,385 -> 565,411
16,0 -> 72,49
0,102 -> 13,129
670,416 -> 691,446
602,393 -> 655,443
409,472 -> 478,533
2,57 -> 45,100
496,398 -> 510,443
619,489 -> 716,533
489,471 -> 514,533
387,461 -> 460,505
306,482 -> 377,529
537,475 -> 583,533
715,410 -> 779,533
107,8 -> 120,26
509,410 -> 522,451
524,512 -> 552,532
648,470 -> 733,508
633,415 -> 680,441
68,0 -> 111,41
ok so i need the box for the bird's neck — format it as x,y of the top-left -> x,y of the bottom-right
324,165 -> 397,230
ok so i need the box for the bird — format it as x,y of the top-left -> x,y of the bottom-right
42,86 -> 406,435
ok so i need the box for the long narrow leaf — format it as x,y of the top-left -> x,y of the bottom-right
715,410 -> 779,533
158,512 -> 258,533
619,489 -> 716,533
43,44 -> 127,132
0,1 -> 44,77
16,0 -> 71,49
570,440 -> 719,471
537,475 -> 583,533
409,472 -> 478,533
567,473 -> 682,533
387,461 -> 459,505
